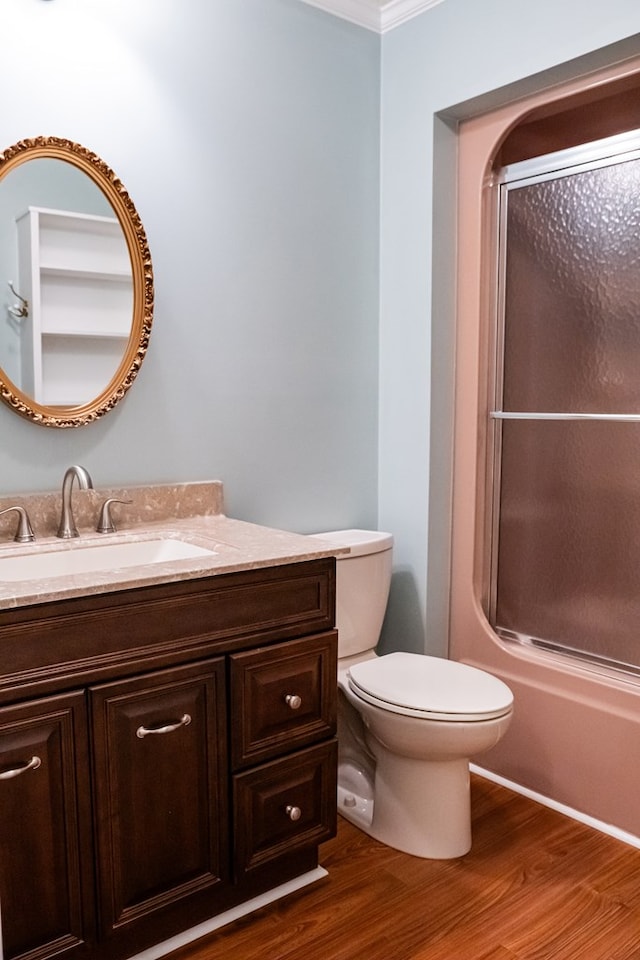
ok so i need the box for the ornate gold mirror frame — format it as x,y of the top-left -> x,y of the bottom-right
0,136 -> 153,427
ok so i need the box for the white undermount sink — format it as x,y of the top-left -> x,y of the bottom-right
0,538 -> 217,583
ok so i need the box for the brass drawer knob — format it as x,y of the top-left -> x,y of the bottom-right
285,694 -> 302,710
286,804 -> 302,822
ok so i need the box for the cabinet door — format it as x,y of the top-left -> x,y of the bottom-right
0,692 -> 93,960
89,659 -> 228,940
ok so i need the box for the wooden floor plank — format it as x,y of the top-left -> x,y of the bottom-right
169,776 -> 640,960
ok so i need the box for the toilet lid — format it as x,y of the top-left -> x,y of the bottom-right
347,652 -> 513,722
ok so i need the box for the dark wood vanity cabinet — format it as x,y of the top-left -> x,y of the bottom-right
0,559 -> 337,960
0,693 -> 94,960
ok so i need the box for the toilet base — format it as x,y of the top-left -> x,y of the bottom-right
338,754 -> 473,860
338,783 -> 374,829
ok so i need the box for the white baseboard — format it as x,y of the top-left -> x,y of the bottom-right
130,867 -> 328,960
471,764 -> 640,850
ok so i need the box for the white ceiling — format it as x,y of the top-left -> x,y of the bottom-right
297,0 -> 445,33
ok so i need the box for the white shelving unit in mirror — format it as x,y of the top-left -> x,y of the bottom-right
16,206 -> 133,406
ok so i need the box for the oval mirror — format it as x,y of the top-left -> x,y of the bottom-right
0,137 -> 153,427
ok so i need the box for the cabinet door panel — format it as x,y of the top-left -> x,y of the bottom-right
0,692 -> 93,960
90,659 -> 228,937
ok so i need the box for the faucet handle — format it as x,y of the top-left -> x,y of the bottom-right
0,506 -> 35,543
96,498 -> 132,535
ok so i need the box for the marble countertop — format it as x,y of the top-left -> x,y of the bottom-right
0,481 -> 346,611
0,514 -> 345,610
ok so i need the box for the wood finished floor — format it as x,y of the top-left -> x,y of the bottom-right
171,776 -> 640,960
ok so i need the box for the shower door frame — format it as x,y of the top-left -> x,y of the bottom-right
487,128 -> 640,676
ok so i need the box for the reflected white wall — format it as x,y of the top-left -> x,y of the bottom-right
0,159 -> 112,385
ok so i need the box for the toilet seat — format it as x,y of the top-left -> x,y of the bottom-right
347,652 -> 513,722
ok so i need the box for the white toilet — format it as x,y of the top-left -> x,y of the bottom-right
311,529 -> 514,860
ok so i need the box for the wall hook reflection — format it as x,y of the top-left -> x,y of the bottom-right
6,281 -> 29,321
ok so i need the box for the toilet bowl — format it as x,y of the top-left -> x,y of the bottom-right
310,529 -> 514,860
342,652 -> 512,858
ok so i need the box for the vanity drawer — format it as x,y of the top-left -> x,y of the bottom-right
229,632 -> 337,770
233,740 -> 337,879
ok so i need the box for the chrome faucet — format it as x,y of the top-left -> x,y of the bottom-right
57,465 -> 94,539
0,506 -> 35,543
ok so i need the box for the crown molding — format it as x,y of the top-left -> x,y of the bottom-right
297,0 -> 445,33
297,0 -> 381,31
381,0 -> 445,32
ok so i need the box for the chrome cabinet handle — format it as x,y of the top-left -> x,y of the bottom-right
0,755 -> 41,780
136,713 -> 191,739
285,694 -> 302,710
286,805 -> 302,822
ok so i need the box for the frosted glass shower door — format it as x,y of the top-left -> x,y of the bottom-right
490,133 -> 640,674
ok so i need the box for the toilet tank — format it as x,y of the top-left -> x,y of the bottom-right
309,530 -> 393,659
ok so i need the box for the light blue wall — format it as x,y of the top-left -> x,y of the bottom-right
378,0 -> 640,655
5,0 -> 640,659
0,0 -> 380,534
